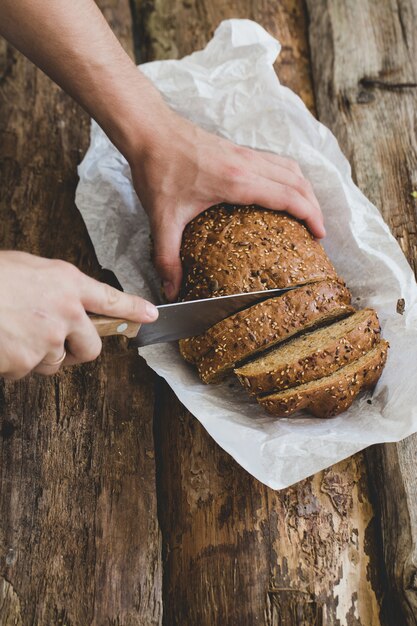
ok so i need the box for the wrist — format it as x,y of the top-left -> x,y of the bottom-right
98,68 -> 177,165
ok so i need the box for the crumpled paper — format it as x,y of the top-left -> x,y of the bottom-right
75,19 -> 417,489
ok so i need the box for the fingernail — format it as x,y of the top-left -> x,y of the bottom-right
163,280 -> 176,301
146,301 -> 159,320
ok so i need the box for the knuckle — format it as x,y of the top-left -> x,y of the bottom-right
235,145 -> 254,161
68,303 -> 85,324
283,187 -> 306,215
153,253 -> 181,272
53,259 -> 77,278
225,164 -> 246,183
129,296 -> 143,318
287,158 -> 302,174
152,252 -> 182,281
283,186 -> 298,205
14,353 -> 35,378
295,176 -> 311,195
47,326 -> 65,349
105,283 -> 121,307
84,338 -> 102,363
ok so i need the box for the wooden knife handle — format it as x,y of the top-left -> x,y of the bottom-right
89,314 -> 141,339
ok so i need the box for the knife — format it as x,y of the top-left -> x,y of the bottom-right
89,286 -> 296,347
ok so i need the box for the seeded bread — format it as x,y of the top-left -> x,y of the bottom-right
180,204 -> 338,301
258,341 -> 389,418
180,279 -> 352,366
184,280 -> 354,383
235,308 -> 381,395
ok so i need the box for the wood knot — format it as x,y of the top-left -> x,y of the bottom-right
408,571 -> 417,591
0,420 -> 16,440
356,89 -> 375,104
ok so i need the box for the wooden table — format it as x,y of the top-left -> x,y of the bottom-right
1,1 -> 416,624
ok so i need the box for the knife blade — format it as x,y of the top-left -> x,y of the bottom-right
90,286 -> 297,347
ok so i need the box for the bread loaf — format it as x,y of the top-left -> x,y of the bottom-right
180,204 -> 338,301
235,308 -> 381,395
178,204 -> 388,419
258,341 -> 389,418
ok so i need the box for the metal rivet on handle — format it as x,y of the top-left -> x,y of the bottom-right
117,322 -> 128,333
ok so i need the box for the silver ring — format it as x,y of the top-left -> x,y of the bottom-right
41,349 -> 67,367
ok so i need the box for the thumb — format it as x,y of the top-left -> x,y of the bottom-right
152,218 -> 183,302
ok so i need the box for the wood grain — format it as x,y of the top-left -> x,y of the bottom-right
306,0 -> 417,623
0,1 -> 162,624
132,0 -> 315,111
134,1 -> 388,624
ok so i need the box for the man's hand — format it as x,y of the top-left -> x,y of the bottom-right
0,251 -> 158,379
130,112 -> 324,300
0,0 -> 325,304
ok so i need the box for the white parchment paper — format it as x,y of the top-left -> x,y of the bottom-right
75,19 -> 417,489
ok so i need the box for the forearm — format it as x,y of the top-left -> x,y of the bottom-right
0,0 -> 169,160
0,0 -> 326,303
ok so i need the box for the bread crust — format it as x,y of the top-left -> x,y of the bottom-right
189,280 -> 354,383
235,308 -> 381,395
180,204 -> 338,301
258,341 -> 389,419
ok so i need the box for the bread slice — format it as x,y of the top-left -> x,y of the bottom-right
180,204 -> 338,301
180,279 -> 352,366
258,340 -> 389,419
235,308 -> 381,395
183,280 -> 354,383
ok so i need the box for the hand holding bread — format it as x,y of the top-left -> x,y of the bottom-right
129,114 -> 326,301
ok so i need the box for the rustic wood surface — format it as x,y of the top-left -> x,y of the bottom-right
134,1 -> 388,624
307,1 -> 417,624
1,0 -> 414,624
0,1 -> 162,625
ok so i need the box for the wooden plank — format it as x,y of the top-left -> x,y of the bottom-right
0,2 -> 162,624
133,2 -> 389,624
306,0 -> 417,623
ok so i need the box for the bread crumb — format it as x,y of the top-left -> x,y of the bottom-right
396,298 -> 405,315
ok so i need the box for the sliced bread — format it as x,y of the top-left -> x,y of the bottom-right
235,308 -> 381,395
180,204 -> 338,301
258,340 -> 389,419
186,280 -> 354,383
179,279 -> 352,366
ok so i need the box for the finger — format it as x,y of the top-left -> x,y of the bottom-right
240,147 -> 304,177
2,351 -> 38,380
34,345 -> 67,376
63,314 -> 102,366
230,175 -> 326,238
258,151 -> 303,176
151,217 -> 184,301
237,148 -> 322,214
250,161 -> 322,214
79,277 -> 158,323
